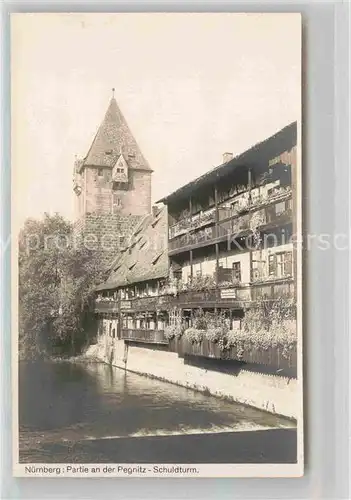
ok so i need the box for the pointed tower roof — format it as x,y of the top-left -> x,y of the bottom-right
83,95 -> 152,171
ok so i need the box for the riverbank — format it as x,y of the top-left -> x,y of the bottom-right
84,338 -> 299,420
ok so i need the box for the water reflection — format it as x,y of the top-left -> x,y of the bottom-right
19,360 -> 297,463
20,360 -> 293,442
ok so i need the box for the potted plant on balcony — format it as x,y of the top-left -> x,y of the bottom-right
225,298 -> 297,363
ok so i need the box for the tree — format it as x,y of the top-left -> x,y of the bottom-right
18,213 -> 106,359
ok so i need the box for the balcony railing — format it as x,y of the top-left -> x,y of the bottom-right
121,295 -> 174,311
169,209 -> 216,239
170,337 -> 297,371
169,203 -> 292,254
168,188 -> 292,244
250,280 -> 295,301
95,279 -> 294,315
169,225 -> 216,251
121,329 -> 168,345
218,187 -> 292,221
94,300 -> 119,314
265,207 -> 292,226
166,279 -> 294,307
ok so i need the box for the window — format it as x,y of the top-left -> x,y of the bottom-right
231,200 -> 239,212
113,181 -> 128,191
98,168 -> 103,177
276,252 -> 293,277
112,193 -> 122,213
251,267 -> 260,281
232,261 -> 241,281
268,254 -> 277,276
275,201 -> 286,215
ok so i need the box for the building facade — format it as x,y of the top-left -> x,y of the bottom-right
73,94 -> 153,267
94,122 -> 298,375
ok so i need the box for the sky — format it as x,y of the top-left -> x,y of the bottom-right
11,13 -> 301,227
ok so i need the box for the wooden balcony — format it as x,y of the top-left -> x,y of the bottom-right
165,279 -> 294,309
169,209 -> 216,239
121,295 -> 174,311
121,329 -> 168,345
96,279 -> 294,315
170,337 -> 297,371
169,198 -> 292,256
251,280 -> 295,300
94,300 -> 119,314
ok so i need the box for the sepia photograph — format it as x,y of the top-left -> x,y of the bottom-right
11,12 -> 303,477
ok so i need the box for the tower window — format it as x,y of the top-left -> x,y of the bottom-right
98,168 -> 103,176
112,193 -> 122,213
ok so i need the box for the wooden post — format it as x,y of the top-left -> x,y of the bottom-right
117,289 -> 122,340
248,167 -> 253,285
214,183 -> 220,289
215,242 -> 219,288
291,146 -> 298,303
248,168 -> 252,198
190,250 -> 193,279
214,184 -> 219,236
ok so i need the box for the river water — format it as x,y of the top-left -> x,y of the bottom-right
19,360 -> 297,463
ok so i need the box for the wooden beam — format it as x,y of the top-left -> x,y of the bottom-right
190,249 -> 193,279
117,289 -> 122,340
214,184 -> 219,237
215,242 -> 219,288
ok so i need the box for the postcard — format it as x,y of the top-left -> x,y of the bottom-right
11,12 -> 303,477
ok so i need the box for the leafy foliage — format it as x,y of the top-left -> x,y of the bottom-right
184,327 -> 205,344
164,323 -> 184,341
19,213 -> 106,359
168,298 -> 297,359
226,298 -> 296,358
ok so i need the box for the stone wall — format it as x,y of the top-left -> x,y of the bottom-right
122,169 -> 152,216
73,212 -> 141,268
85,335 -> 299,420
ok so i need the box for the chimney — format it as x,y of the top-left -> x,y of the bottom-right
152,205 -> 159,218
223,152 -> 233,164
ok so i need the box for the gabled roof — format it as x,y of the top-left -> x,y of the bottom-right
83,97 -> 152,171
95,206 -> 168,291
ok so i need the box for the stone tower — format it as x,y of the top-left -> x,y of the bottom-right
73,93 -> 152,267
